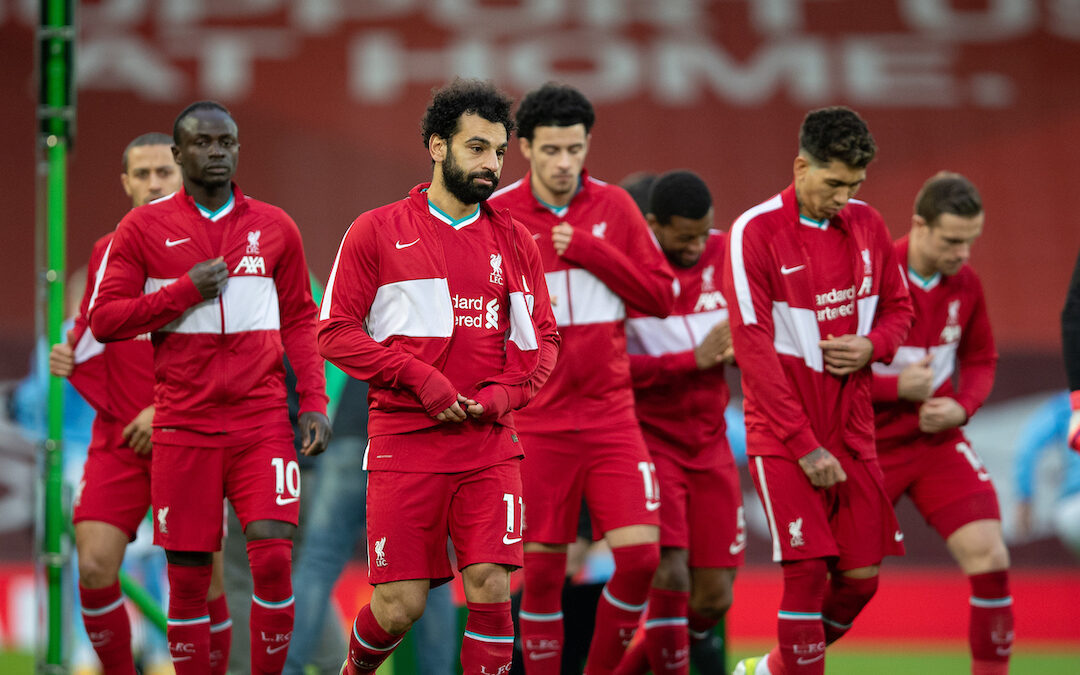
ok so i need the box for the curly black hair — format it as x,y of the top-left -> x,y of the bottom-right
420,78 -> 515,148
649,170 -> 712,225
173,100 -> 233,145
914,171 -> 982,225
515,83 -> 595,142
799,106 -> 876,169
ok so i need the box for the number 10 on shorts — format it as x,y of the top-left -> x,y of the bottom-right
271,457 -> 301,504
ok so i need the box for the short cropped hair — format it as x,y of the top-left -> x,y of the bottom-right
799,106 -> 876,169
914,171 -> 983,225
649,170 -> 712,225
173,100 -> 233,144
420,78 -> 515,148
515,83 -> 595,141
122,132 -> 174,172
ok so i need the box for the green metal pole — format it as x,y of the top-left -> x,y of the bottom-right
39,0 -> 74,670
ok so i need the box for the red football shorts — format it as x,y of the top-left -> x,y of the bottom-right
653,451 -> 745,568
878,435 -> 1001,539
150,422 -> 298,551
749,451 -> 904,570
72,416 -> 151,540
365,456 -> 524,586
517,424 -> 660,545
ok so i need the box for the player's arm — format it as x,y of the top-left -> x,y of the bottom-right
627,319 -> 730,388
317,216 -> 459,420
864,230 -> 915,364
1013,393 -> 1069,536
89,218 -> 210,341
556,192 -> 676,317
724,220 -> 821,461
468,227 -> 562,421
950,275 -> 997,417
1062,250 -> 1080,449
65,237 -> 116,415
274,214 -> 331,455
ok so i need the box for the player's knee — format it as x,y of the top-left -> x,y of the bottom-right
462,563 -> 512,603
690,581 -> 733,620
652,552 -> 690,592
951,531 -> 1010,574
77,553 -> 119,589
374,588 -> 427,633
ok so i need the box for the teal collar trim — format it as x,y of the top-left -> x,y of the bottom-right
428,200 -> 481,230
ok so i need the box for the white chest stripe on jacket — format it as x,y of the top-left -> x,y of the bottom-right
729,194 -> 784,326
366,278 -> 453,342
545,268 -> 625,327
507,291 -> 538,351
145,276 -> 280,334
872,343 -> 958,392
771,296 -> 879,374
626,309 -> 728,356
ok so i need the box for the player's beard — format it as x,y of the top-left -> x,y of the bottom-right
441,146 -> 498,205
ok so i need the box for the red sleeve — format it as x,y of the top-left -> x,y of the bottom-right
275,214 -> 328,416
317,215 -> 440,394
559,193 -> 676,318
870,373 -> 901,402
629,350 -> 698,389
866,230 -> 914,364
724,220 -> 820,459
952,274 -> 997,418
67,238 -> 115,416
88,216 -> 205,341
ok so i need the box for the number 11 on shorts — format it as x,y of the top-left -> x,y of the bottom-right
502,493 -> 523,545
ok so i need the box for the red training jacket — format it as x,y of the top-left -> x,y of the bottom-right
89,185 -> 328,444
872,236 -> 997,450
722,184 -> 913,461
488,169 -> 677,432
626,230 -> 732,470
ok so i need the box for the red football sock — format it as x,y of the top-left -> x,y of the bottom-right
520,551 -> 567,675
461,600 -> 514,675
613,637 -> 648,675
166,562 -> 213,674
687,608 -> 718,644
822,573 -> 878,645
770,559 -> 827,675
345,604 -> 406,674
79,581 -> 135,675
642,588 -> 689,674
207,593 -> 232,675
248,538 -> 294,674
585,543 -> 659,674
969,571 -> 1013,675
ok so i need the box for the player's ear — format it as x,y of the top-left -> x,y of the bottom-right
429,134 -> 446,163
911,214 -> 928,231
518,136 -> 532,160
121,173 -> 133,198
793,154 -> 810,178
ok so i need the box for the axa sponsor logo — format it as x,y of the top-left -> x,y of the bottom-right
694,290 -> 726,312
234,255 -> 266,275
374,536 -> 388,568
157,506 -> 169,534
788,517 -> 805,548
489,252 -> 504,285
